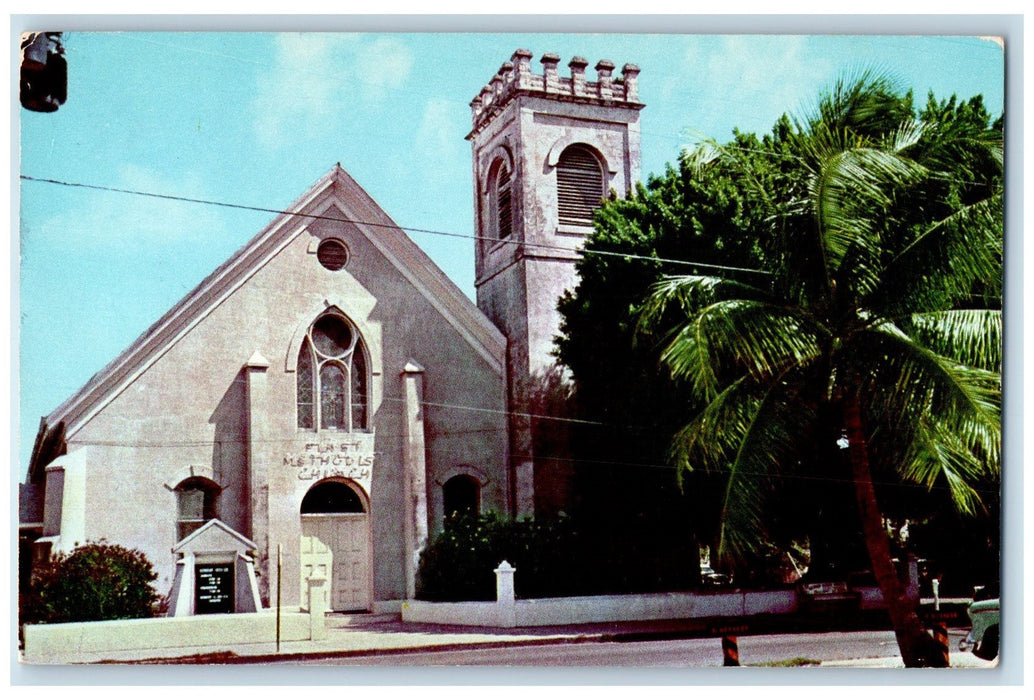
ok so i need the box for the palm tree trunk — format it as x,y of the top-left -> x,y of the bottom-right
843,397 -> 946,667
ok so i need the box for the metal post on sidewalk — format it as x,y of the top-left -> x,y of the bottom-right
722,635 -> 740,666
276,544 -> 282,653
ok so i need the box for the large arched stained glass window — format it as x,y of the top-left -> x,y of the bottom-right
319,364 -> 346,429
297,311 -> 369,431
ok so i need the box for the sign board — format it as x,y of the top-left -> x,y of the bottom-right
195,563 -> 234,614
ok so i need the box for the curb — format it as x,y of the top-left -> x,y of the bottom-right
64,610 -> 977,666
103,623 -> 749,664
103,633 -> 607,665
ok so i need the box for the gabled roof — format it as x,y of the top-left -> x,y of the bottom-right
172,518 -> 257,555
34,165 -> 506,470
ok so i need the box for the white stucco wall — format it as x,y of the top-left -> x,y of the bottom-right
402,589 -> 800,628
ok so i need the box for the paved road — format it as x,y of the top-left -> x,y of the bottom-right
283,628 -> 978,667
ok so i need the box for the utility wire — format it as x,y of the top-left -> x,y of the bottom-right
60,433 -> 998,496
19,174 -> 771,277
49,401 -> 996,494
384,396 -> 606,426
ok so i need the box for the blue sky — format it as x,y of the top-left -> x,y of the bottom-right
15,30 -> 1006,474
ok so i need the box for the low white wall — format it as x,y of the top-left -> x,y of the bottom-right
22,611 -> 311,664
373,599 -> 405,614
402,589 -> 798,628
401,600 -> 510,627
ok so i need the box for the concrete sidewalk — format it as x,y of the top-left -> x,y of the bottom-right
21,613 -> 592,665
19,613 -> 996,669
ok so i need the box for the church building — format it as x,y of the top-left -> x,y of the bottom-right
19,50 -> 644,614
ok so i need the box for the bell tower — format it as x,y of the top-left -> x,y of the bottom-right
468,49 -> 643,516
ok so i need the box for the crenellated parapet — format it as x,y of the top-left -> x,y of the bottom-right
469,49 -> 643,136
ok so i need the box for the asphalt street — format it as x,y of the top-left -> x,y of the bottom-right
281,628 -> 986,667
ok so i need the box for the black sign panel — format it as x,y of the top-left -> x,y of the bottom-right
195,563 -> 234,615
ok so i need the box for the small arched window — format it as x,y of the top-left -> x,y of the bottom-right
297,311 -> 369,431
175,477 -> 219,541
485,157 -> 515,243
494,162 -> 513,239
443,475 -> 480,520
556,144 -> 605,228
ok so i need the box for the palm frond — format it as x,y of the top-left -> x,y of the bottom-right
886,118 -> 927,154
638,275 -> 783,399
659,299 -> 823,401
683,140 -> 723,174
668,375 -> 760,476
873,193 -> 1003,313
797,69 -> 905,138
906,309 -> 1002,371
894,418 -> 990,515
638,274 -> 770,326
910,116 -> 1003,178
851,326 -> 1001,483
715,373 -> 821,563
811,146 -> 928,268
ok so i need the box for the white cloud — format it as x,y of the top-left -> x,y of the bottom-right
415,97 -> 463,164
354,36 -> 415,102
22,164 -> 228,252
403,96 -> 471,223
677,36 -> 832,142
711,36 -> 818,120
252,34 -> 414,147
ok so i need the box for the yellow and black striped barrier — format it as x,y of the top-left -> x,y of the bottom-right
930,622 -> 950,667
721,635 -> 740,666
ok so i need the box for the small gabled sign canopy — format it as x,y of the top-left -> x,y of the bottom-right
172,519 -> 257,556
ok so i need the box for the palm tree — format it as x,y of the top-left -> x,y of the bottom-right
639,75 -> 1002,667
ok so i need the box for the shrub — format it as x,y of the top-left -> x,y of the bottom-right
415,511 -> 698,601
22,541 -> 162,624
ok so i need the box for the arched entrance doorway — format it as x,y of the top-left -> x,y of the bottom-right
300,479 -> 371,612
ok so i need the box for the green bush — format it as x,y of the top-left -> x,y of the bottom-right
22,541 -> 162,624
415,512 -> 698,601
415,513 -> 502,601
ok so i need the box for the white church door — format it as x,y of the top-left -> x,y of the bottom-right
299,480 -> 371,612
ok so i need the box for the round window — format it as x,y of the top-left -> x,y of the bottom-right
310,314 -> 354,357
317,239 -> 349,271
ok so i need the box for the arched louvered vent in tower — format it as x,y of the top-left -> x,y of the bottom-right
496,164 -> 513,239
556,145 -> 604,227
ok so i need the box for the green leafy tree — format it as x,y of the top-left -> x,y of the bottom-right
23,541 -> 162,624
639,74 -> 1002,667
557,114 -> 893,584
556,142 -> 770,580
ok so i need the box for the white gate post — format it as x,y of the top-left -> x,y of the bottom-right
495,561 -> 516,627
307,573 -> 328,641
906,555 -> 920,603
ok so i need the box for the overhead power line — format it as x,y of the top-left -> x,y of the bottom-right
19,174 -> 770,277
60,432 -> 998,497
